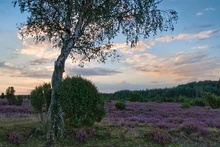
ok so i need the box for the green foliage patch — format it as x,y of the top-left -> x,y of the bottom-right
115,99 -> 126,110
203,92 -> 220,109
30,83 -> 52,121
57,76 -> 106,128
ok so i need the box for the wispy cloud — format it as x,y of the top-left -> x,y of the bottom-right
66,67 -> 121,76
196,12 -> 203,16
204,7 -> 215,11
155,30 -> 217,43
196,7 -> 215,16
30,58 -> 52,65
192,45 -> 209,50
113,30 -> 218,55
0,60 -> 53,79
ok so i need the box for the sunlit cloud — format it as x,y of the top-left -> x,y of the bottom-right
113,30 -> 217,56
155,30 -> 217,43
123,51 -> 220,82
121,30 -> 219,52
113,41 -> 151,54
17,36 -> 60,59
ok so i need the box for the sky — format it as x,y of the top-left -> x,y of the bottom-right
0,0 -> 220,95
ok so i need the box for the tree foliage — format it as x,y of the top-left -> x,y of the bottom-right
6,86 -> 16,105
1,93 -> 4,99
14,0 -> 178,65
57,76 -> 106,128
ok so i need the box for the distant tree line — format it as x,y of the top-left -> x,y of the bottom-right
102,79 -> 220,102
0,86 -> 30,106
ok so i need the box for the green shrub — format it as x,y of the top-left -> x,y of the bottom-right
192,98 -> 206,107
181,102 -> 191,109
30,83 -> 52,121
181,99 -> 191,109
115,99 -> 126,110
57,76 -> 105,128
203,92 -> 220,109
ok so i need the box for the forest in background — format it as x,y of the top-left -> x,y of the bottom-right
102,79 -> 220,102
1,79 -> 219,104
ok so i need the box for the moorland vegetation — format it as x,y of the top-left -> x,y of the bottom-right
0,79 -> 220,146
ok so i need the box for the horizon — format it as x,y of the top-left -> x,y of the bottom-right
0,0 -> 220,95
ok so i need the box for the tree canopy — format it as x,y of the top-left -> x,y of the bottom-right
14,0 -> 178,64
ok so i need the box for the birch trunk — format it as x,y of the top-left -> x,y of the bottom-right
47,12 -> 85,143
47,50 -> 68,141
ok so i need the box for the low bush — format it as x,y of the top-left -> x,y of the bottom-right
181,100 -> 191,109
192,98 -> 206,107
178,122 -> 210,136
145,129 -> 172,145
7,131 -> 23,145
115,99 -> 126,110
203,92 -> 220,109
75,129 -> 88,142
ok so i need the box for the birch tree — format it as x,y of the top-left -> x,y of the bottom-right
13,0 -> 178,141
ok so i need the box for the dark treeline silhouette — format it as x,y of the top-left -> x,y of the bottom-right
102,79 -> 220,102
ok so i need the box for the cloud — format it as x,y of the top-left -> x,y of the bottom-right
18,69 -> 52,79
196,7 -> 215,16
0,61 -> 53,79
183,24 -> 216,32
155,30 -> 217,43
192,45 -> 209,50
123,52 -> 220,82
30,58 -> 52,65
66,67 -> 121,76
113,41 -> 151,54
0,61 -> 20,70
17,38 -> 60,59
120,30 -> 219,52
204,7 -> 215,11
196,12 -> 203,16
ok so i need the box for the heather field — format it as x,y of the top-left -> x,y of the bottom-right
0,99 -> 220,146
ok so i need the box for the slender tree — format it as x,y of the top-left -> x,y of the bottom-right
6,86 -> 16,105
13,0 -> 178,140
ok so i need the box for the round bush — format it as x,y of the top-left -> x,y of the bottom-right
57,76 -> 105,128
